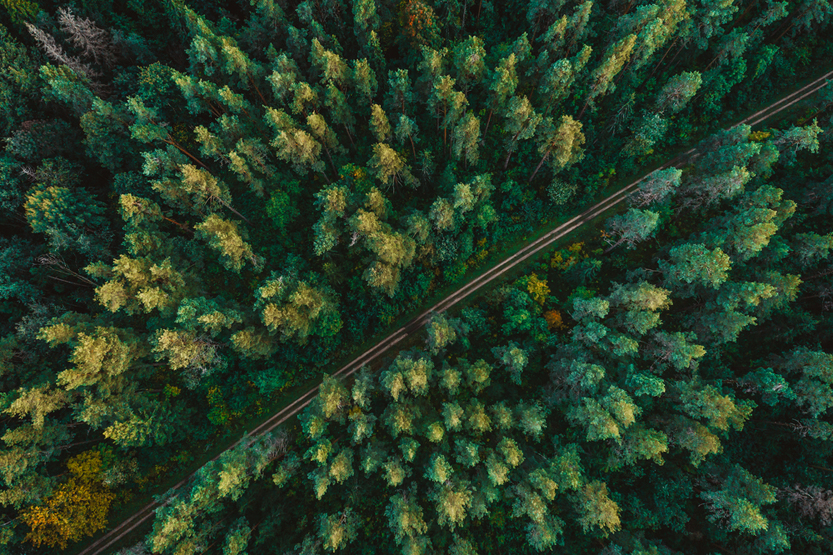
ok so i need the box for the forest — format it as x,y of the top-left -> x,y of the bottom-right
0,0 -> 831,553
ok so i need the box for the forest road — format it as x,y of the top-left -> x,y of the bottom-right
77,68 -> 833,555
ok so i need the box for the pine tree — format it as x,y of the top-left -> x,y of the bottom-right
451,112 -> 480,166
352,58 -> 378,106
386,68 -> 414,116
317,508 -> 359,551
539,46 -> 591,116
623,112 -> 668,157
368,143 -> 418,189
395,114 -> 420,158
255,272 -> 343,343
529,115 -> 585,181
579,34 -> 636,118
483,54 -> 517,136
426,312 -> 458,354
370,104 -> 392,142
502,95 -> 542,169
452,36 -> 486,92
604,209 -> 659,251
659,243 -> 732,294
195,214 -> 263,273
630,167 -> 681,207
575,481 -> 621,535
655,71 -> 703,114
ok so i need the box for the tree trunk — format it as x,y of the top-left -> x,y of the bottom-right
218,198 -> 252,224
483,109 -> 494,137
503,128 -> 525,169
163,215 -> 192,234
503,146 -> 515,169
343,124 -> 356,149
529,150 -> 551,182
731,0 -> 760,28
166,137 -> 210,170
604,238 -> 624,254
323,145 -> 338,178
770,6 -> 812,43
250,75 -> 268,105
664,41 -> 687,75
646,38 -> 679,83
443,106 -> 448,147
530,14 -> 542,46
577,98 -> 591,120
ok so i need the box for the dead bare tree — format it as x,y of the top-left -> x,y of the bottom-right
25,22 -> 99,80
57,7 -> 117,69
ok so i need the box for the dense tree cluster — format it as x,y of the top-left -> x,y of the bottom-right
0,0 -> 831,553
140,115 -> 833,555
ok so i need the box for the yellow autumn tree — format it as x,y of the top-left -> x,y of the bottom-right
23,451 -> 115,549
526,273 -> 550,305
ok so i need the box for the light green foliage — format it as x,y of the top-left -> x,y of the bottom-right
530,115 -> 585,181
487,54 -> 518,114
265,107 -> 324,174
255,271 -> 342,343
515,402 -> 547,441
607,282 -> 671,335
576,481 -> 621,535
624,113 -> 668,157
647,331 -> 707,371
452,36 -> 486,91
451,112 -> 480,165
502,95 -> 542,164
660,243 -> 732,293
677,381 -> 753,431
386,487 -> 428,546
426,312 -> 457,354
604,208 -> 659,250
386,68 -> 413,116
24,159 -> 107,241
491,342 -> 528,385
318,508 -> 359,552
700,466 -> 777,534
317,375 -> 350,420
424,453 -> 453,483
773,120 -> 822,165
370,104 -> 392,142
176,297 -> 243,337
328,448 -> 354,483
631,167 -> 681,206
369,143 -> 417,189
431,479 -> 473,530
584,34 -> 636,110
443,401 -> 464,432
656,71 -> 702,114
195,215 -> 263,273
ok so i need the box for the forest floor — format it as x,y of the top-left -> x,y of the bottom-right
72,67 -> 833,555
